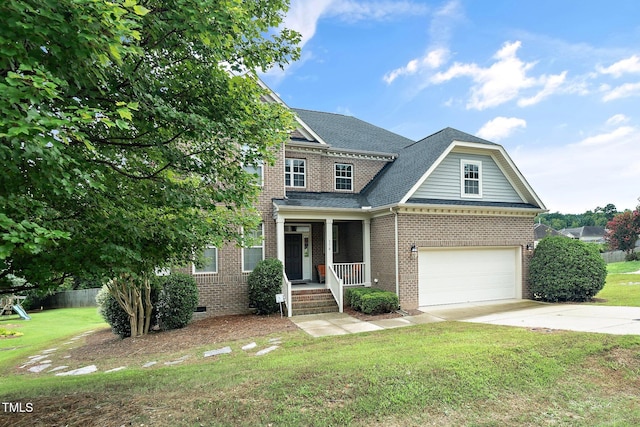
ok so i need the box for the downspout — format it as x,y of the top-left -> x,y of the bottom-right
393,208 -> 400,297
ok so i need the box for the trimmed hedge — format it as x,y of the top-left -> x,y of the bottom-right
529,236 -> 607,302
247,258 -> 283,315
96,286 -> 134,339
345,287 -> 399,315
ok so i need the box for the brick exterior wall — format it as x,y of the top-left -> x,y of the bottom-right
395,212 -> 535,310
284,149 -> 387,193
370,214 -> 397,294
192,143 -> 286,319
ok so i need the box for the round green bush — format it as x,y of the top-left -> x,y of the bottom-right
154,273 -> 199,331
247,258 -> 283,315
529,236 -> 607,302
96,286 -> 132,338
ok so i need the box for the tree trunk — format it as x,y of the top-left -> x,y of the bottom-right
106,273 -> 153,337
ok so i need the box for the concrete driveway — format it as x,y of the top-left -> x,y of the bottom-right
420,299 -> 640,335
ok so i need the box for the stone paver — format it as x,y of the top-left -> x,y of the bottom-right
242,342 -> 257,350
28,363 -> 52,373
204,346 -> 232,357
255,346 -> 279,356
56,365 -> 98,376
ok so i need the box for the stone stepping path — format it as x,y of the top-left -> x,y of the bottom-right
18,334 -> 284,377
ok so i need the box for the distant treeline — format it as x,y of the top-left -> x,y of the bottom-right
536,203 -> 618,230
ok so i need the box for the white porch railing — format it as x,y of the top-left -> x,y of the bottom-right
282,269 -> 292,317
326,265 -> 344,313
333,262 -> 365,286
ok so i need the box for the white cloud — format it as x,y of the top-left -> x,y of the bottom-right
602,81 -> 640,101
282,0 -> 334,49
606,114 -> 629,126
518,71 -> 567,107
476,117 -> 526,141
433,41 -> 535,109
597,55 -> 640,77
571,125 -> 635,147
512,125 -> 640,213
383,0 -> 462,84
384,48 -> 449,83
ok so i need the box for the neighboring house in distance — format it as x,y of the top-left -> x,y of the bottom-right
191,85 -> 547,318
533,223 -> 567,247
560,226 -> 606,244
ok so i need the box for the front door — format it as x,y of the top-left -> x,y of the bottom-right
285,234 -> 303,280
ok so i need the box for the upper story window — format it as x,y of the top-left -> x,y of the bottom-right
461,159 -> 482,198
243,161 -> 263,187
285,158 -> 306,188
193,246 -> 218,274
335,163 -> 353,191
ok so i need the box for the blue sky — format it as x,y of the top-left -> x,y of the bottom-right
260,0 -> 640,214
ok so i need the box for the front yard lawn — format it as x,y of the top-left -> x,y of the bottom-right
2,308 -> 640,426
594,260 -> 640,306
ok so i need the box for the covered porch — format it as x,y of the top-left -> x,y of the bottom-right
274,213 -> 372,317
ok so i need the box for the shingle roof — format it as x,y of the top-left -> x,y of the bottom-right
274,192 -> 370,209
362,127 -> 497,207
534,223 -> 566,240
292,109 -> 413,154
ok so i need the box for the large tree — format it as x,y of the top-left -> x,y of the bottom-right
1,0 -> 300,335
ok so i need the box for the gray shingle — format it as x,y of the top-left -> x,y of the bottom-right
362,128 -> 497,207
293,109 -> 413,154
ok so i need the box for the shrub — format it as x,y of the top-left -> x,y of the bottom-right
345,287 -> 379,309
529,236 -> 607,302
626,252 -> 638,262
96,286 -> 132,338
247,258 -> 283,315
360,292 -> 399,315
346,287 -> 399,314
154,273 -> 199,331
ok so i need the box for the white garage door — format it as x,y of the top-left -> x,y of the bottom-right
418,247 -> 520,306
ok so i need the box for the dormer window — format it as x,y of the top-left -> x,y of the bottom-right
461,159 -> 482,198
285,158 -> 306,188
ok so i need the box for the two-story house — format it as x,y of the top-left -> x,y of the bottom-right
192,88 -> 547,318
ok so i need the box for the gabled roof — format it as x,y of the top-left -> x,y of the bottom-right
534,223 -> 566,240
362,127 -> 515,208
292,109 -> 413,155
560,226 -> 606,239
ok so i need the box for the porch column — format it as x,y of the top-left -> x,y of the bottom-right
325,218 -> 333,271
363,218 -> 371,287
276,216 -> 285,265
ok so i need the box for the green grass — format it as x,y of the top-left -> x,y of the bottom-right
2,309 -> 640,426
0,307 -> 107,368
594,260 -> 640,306
607,259 -> 640,274
4,268 -> 640,426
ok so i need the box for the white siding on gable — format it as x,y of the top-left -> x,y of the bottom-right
412,152 -> 523,203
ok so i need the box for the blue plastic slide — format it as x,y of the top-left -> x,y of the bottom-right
12,305 -> 31,320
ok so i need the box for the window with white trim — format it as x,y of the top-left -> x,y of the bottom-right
242,224 -> 264,272
461,159 -> 482,198
193,247 -> 217,274
334,163 -> 353,191
285,158 -> 306,187
243,161 -> 263,187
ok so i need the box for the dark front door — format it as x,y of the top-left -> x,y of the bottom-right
285,234 -> 303,280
